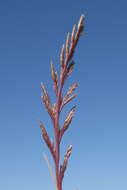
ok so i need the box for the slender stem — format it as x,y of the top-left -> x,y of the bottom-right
54,81 -> 64,190
54,42 -> 76,190
53,32 -> 82,190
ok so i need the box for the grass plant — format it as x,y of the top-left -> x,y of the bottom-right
40,14 -> 85,190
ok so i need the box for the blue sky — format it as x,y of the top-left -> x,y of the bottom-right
0,0 -> 127,190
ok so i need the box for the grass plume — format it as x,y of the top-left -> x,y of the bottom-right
40,14 -> 85,190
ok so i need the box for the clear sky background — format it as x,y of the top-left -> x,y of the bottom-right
0,0 -> 127,190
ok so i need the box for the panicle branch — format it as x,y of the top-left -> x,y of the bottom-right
60,145 -> 73,181
41,83 -> 55,121
40,122 -> 56,161
66,32 -> 71,58
50,61 -> 59,97
59,14 -> 85,87
60,83 -> 78,111
60,44 -> 65,68
60,106 -> 76,142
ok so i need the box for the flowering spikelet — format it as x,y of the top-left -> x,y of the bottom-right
66,32 -> 71,57
67,14 -> 85,62
41,82 -> 47,96
75,14 -> 85,46
66,60 -> 75,76
50,61 -> 56,81
67,83 -> 78,96
64,106 -> 76,128
60,145 -> 73,181
50,61 -> 59,97
60,82 -> 78,113
40,122 -> 56,161
60,106 -> 76,141
60,44 -> 65,68
78,14 -> 84,29
71,24 -> 76,43
62,94 -> 77,107
41,83 -> 54,120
